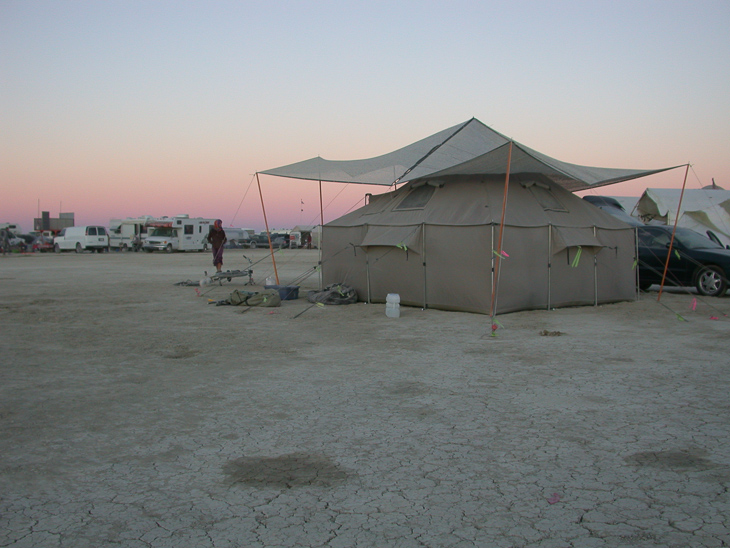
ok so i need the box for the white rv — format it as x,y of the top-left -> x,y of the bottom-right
109,216 -> 154,251
224,227 -> 255,247
142,216 -> 214,252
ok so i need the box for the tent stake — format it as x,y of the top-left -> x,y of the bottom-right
657,163 -> 690,302
256,172 -> 280,285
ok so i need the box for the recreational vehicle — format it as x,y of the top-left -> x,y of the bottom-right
142,216 -> 214,252
109,217 -> 154,251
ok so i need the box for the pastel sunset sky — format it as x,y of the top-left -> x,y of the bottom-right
2,0 -> 729,232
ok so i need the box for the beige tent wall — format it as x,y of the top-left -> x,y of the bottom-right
423,225 -> 492,313
321,226 -> 368,300
364,245 -> 425,306
320,176 -> 637,315
595,228 -> 637,303
549,244 -> 598,308
495,226 -> 551,313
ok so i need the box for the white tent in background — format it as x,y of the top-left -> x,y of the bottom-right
635,188 -> 730,247
261,118 -> 683,314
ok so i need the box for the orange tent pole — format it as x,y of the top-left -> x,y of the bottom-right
256,172 -> 280,285
657,163 -> 690,302
490,141 -> 513,327
318,180 -> 324,289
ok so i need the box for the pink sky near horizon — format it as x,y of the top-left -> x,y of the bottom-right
2,1 -> 728,233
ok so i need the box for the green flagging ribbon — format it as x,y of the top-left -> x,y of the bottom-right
570,246 -> 582,268
632,258 -> 638,269
674,249 -> 681,260
492,249 -> 509,259
397,243 -> 408,251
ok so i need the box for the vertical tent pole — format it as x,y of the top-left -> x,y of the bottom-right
489,141 -> 514,326
657,163 -> 690,302
421,223 -> 427,309
635,228 -> 640,301
255,172 -> 280,285
593,226 -> 598,306
489,224 -> 495,312
319,180 -> 324,290
547,225 -> 552,310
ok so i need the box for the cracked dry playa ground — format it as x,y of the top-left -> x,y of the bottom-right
1,250 -> 728,548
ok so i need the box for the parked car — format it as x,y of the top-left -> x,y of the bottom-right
638,225 -> 730,296
54,226 -> 109,253
583,196 -> 643,227
32,235 -> 54,252
12,234 -> 35,251
242,233 -> 289,249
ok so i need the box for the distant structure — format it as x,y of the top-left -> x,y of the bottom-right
34,212 -> 75,233
702,178 -> 725,190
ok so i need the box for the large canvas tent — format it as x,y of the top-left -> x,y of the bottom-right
635,188 -> 730,247
261,118 -> 682,314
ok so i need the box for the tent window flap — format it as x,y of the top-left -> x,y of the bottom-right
551,226 -> 603,254
360,225 -> 422,253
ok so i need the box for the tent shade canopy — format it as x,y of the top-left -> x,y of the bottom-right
261,118 -> 682,191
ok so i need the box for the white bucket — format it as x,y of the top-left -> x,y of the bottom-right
385,293 -> 400,318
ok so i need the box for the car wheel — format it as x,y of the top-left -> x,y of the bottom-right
122,244 -> 128,252
75,243 -> 83,253
639,281 -> 652,291
165,244 -> 173,253
249,242 -> 257,249
695,265 -> 727,297
54,243 -> 61,253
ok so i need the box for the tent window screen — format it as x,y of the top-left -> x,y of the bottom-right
528,184 -> 568,212
395,185 -> 435,210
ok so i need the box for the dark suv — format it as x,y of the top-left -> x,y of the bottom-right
638,225 -> 730,296
243,233 -> 289,249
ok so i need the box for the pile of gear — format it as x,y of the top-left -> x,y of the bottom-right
210,289 -> 281,307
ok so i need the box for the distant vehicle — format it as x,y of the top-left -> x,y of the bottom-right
142,216 -> 213,252
32,235 -> 54,252
223,228 -> 255,248
583,196 -> 643,227
242,232 -> 289,249
53,226 -> 109,253
638,225 -> 730,297
9,233 -> 32,251
109,217 -> 151,251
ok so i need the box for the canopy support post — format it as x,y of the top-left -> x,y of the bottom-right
490,140 -> 513,327
593,226 -> 598,307
657,163 -> 690,302
319,180 -> 324,290
547,225 -> 552,310
256,172 -> 280,285
422,223 -> 427,310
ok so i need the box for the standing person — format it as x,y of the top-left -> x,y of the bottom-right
1,229 -> 9,256
207,219 -> 227,273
